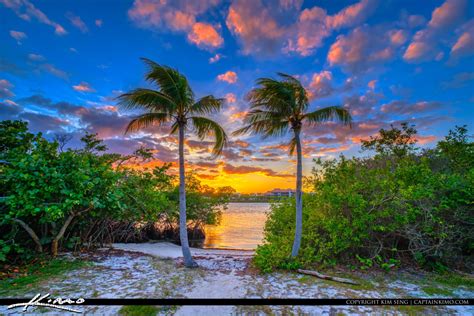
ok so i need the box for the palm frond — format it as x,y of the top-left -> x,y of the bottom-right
125,112 -> 170,134
234,74 -> 309,138
233,118 -> 289,139
242,109 -> 286,125
248,78 -> 294,114
189,95 -> 224,115
277,72 -> 308,110
170,121 -> 179,135
117,88 -> 176,113
277,72 -> 299,82
141,58 -> 194,110
288,136 -> 297,156
190,116 -> 228,157
303,106 -> 352,126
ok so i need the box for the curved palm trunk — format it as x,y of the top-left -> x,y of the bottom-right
291,128 -> 303,257
178,124 -> 197,267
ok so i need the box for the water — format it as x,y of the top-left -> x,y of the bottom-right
203,202 -> 270,250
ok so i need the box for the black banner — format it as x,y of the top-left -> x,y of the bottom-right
1,298 -> 473,306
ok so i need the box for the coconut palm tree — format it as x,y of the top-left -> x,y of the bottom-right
118,58 -> 227,267
234,73 -> 351,257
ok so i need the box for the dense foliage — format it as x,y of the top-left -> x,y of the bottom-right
255,124 -> 474,272
0,120 -> 230,263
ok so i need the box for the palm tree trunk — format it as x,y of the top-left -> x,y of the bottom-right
291,128 -> 303,257
178,124 -> 197,267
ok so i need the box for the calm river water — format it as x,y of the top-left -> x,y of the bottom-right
203,202 -> 270,250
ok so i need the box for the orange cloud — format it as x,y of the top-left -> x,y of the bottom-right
128,0 -> 222,50
451,31 -> 474,57
327,25 -> 400,71
217,71 -> 238,84
358,122 -> 381,130
73,82 -> 95,93
230,111 -> 246,120
166,10 -> 195,31
416,135 -> 437,144
404,40 -> 430,61
225,93 -> 236,103
367,80 -> 377,90
404,0 -> 467,62
287,0 -> 376,56
232,140 -> 250,148
326,0 -> 376,30
428,0 -> 466,29
226,0 -> 285,55
261,143 -> 289,151
288,7 -> 329,56
389,29 -> 407,45
328,27 -> 366,66
187,22 -> 223,48
99,105 -> 118,112
223,164 -> 293,178
308,70 -> 333,99
196,173 -> 219,180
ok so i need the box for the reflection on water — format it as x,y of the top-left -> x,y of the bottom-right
203,202 -> 270,250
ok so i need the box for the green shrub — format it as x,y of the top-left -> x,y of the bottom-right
0,120 -> 228,263
255,124 -> 474,272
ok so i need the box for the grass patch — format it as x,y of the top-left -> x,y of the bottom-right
422,285 -> 453,296
118,305 -> 160,316
0,257 -> 90,295
432,273 -> 474,289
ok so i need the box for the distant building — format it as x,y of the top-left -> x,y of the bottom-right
265,188 -> 295,197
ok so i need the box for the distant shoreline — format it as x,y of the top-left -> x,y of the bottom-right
228,200 -> 271,203
228,198 -> 289,203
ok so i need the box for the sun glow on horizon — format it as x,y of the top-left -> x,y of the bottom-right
124,159 -> 296,194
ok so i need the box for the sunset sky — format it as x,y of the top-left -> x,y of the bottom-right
1,0 -> 473,193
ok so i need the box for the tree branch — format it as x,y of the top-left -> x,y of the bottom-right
12,218 -> 43,252
297,269 -> 359,285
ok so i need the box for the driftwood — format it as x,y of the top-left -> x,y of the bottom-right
297,269 -> 359,285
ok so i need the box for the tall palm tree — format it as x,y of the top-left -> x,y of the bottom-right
234,73 -> 351,257
119,58 -> 227,267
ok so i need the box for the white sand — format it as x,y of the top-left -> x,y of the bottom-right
2,244 -> 472,315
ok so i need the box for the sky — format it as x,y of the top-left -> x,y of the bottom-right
1,0 -> 473,193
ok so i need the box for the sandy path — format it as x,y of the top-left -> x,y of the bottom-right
2,244 -> 472,315
111,242 -> 474,316
113,242 -> 253,315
